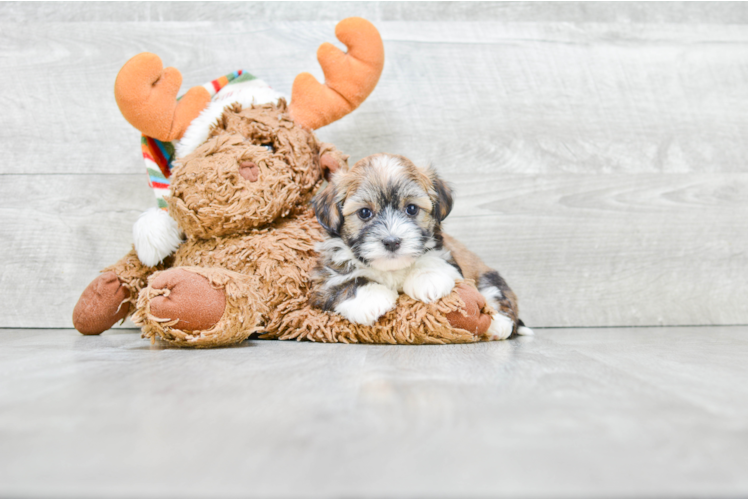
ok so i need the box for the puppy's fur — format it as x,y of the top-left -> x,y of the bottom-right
311,153 -> 531,339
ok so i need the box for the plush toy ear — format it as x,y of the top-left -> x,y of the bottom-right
313,182 -> 343,236
319,154 -> 340,182
429,170 -> 454,223
318,143 -> 349,182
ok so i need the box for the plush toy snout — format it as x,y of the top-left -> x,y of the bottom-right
239,161 -> 260,182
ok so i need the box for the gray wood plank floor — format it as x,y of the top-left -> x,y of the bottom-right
2,326 -> 747,497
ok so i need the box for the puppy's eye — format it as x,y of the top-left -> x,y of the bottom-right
358,208 -> 373,221
405,204 -> 419,216
261,143 -> 274,153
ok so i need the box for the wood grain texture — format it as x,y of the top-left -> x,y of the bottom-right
4,1 -> 748,24
0,9 -> 746,329
2,326 -> 748,497
329,22 -> 748,175
2,21 -> 748,175
0,175 -> 151,329
444,173 -> 748,327
1,173 -> 745,328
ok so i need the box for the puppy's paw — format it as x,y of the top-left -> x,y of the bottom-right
517,325 -> 534,336
485,313 -> 514,341
334,283 -> 398,326
403,270 -> 456,304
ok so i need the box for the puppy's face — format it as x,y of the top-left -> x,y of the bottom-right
314,153 -> 453,271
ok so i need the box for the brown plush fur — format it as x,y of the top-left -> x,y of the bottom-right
74,101 -> 500,347
71,17 -> 511,346
102,247 -> 172,313
169,101 -> 321,238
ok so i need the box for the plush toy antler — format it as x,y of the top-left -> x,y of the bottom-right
114,53 -> 211,142
114,18 -> 383,140
290,17 -> 385,130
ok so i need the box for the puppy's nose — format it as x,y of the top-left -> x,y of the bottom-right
382,237 -> 401,252
239,161 -> 259,182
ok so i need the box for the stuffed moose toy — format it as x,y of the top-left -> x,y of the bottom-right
72,17 -> 506,347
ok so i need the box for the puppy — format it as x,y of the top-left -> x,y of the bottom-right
310,153 -> 532,340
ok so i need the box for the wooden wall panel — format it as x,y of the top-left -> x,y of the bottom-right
1,173 -> 744,328
1,3 -> 746,328
3,2 -> 748,24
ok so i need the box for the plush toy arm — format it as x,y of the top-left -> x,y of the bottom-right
114,53 -> 211,141
128,269 -> 491,347
268,281 -> 492,344
72,247 -> 172,335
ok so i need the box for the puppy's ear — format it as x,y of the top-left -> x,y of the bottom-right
429,169 -> 454,222
313,181 -> 343,236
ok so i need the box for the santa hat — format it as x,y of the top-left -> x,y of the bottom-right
134,70 -> 286,266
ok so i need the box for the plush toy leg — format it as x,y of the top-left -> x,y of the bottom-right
446,282 -> 493,335
268,281 -> 493,344
72,272 -> 130,335
133,266 -> 266,348
72,247 -> 167,335
148,269 -> 226,331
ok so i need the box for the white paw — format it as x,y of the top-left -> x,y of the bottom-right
517,325 -> 534,336
334,283 -> 398,326
486,313 -> 514,341
403,270 -> 456,304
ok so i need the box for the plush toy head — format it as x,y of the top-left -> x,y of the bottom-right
169,100 -> 322,239
115,17 -> 385,263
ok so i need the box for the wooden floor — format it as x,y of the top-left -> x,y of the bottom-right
2,3 -> 748,497
2,326 -> 747,497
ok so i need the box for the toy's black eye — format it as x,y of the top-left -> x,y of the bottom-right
358,208 -> 373,221
261,143 -> 274,153
405,204 -> 419,216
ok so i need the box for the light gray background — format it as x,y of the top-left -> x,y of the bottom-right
2,1 -> 747,329
2,2 -> 748,497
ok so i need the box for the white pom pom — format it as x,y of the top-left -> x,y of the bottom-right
133,207 -> 184,267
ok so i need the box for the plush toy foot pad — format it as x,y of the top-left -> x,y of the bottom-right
72,272 -> 131,335
149,269 -> 226,331
447,283 -> 492,336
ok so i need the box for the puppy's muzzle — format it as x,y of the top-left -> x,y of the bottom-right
382,236 -> 401,252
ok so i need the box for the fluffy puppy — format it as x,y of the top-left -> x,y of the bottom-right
311,153 -> 532,340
